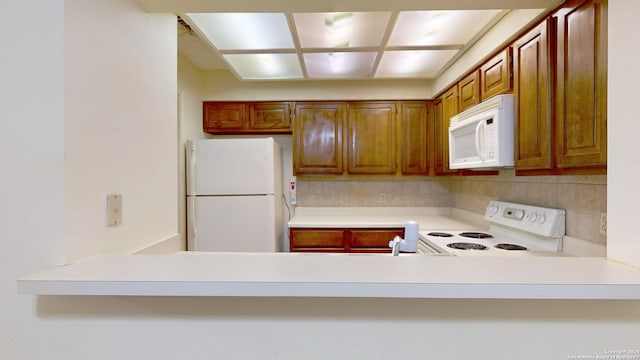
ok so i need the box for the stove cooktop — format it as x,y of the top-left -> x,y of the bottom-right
418,229 -> 561,257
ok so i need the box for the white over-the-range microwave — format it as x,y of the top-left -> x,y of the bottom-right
448,94 -> 515,170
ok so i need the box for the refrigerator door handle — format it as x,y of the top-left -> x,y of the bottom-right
188,198 -> 197,251
187,142 -> 196,195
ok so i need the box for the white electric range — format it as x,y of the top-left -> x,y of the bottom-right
418,200 -> 566,257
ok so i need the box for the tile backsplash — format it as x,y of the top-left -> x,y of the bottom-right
296,170 -> 607,244
296,179 -> 452,208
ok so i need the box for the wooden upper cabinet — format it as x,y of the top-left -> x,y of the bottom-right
554,0 -> 607,169
435,86 -> 460,175
203,101 -> 292,134
248,102 -> 292,132
203,102 -> 246,132
347,102 -> 397,174
293,102 -> 345,175
399,101 -> 429,175
513,19 -> 554,171
480,48 -> 513,100
458,70 -> 481,111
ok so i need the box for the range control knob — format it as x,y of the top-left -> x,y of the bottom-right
514,210 -> 525,220
486,204 -> 499,215
529,213 -> 538,222
537,214 -> 547,224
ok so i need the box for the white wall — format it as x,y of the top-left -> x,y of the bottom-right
607,0 -> 640,266
0,2 -> 66,358
64,0 -> 179,260
202,70 -> 433,100
1,0 -> 639,359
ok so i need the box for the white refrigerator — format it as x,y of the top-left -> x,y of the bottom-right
186,138 -> 284,252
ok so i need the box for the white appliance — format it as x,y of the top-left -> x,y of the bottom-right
418,200 -> 566,257
186,138 -> 284,252
449,94 -> 515,170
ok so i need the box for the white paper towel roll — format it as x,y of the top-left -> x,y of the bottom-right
404,220 -> 419,242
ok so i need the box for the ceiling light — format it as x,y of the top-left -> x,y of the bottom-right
186,13 -> 294,50
388,10 -> 502,46
294,12 -> 392,48
376,50 -> 458,78
304,52 -> 377,79
222,54 -> 303,80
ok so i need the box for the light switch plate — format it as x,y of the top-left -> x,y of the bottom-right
600,212 -> 607,235
107,194 -> 122,226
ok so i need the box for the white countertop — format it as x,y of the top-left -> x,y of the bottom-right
287,207 -> 488,229
18,252 -> 640,299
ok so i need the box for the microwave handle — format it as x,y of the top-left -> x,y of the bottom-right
475,120 -> 486,160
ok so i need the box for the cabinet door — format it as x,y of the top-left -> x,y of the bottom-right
350,228 -> 404,253
293,102 -> 345,175
347,102 -> 397,174
480,48 -> 513,100
289,228 -> 345,252
203,102 -> 246,132
555,0 -> 607,168
513,19 -> 554,170
458,70 -> 481,111
399,101 -> 429,175
435,87 -> 460,175
248,102 -> 292,133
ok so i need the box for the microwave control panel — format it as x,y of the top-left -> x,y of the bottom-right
482,118 -> 496,160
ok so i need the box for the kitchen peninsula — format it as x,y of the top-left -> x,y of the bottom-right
17,253 -> 640,299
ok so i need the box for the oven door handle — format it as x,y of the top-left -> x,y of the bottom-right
474,120 -> 486,160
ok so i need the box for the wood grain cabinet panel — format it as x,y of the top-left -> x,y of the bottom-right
289,228 -> 403,253
248,102 -> 292,132
513,19 -> 554,171
203,101 -> 292,134
480,48 -> 513,100
289,229 -> 345,252
203,102 -> 246,132
347,102 -> 397,174
399,101 -> 429,175
458,70 -> 481,111
350,229 -> 404,252
293,102 -> 346,175
554,0 -> 607,169
435,86 -> 460,175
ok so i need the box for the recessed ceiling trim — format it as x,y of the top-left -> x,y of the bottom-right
370,11 -> 400,79
285,12 -> 309,79
218,49 -> 298,55
300,47 -> 382,54
179,8 -> 541,80
431,9 -> 511,79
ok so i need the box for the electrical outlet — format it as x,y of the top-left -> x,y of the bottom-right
600,212 -> 607,235
378,192 -> 387,204
107,194 -> 122,226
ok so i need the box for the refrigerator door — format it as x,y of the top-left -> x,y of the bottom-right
187,194 -> 282,252
186,138 -> 279,196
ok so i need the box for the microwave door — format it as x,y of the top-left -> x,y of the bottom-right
449,120 -> 483,168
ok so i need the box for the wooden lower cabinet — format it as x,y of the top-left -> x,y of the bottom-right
289,228 -> 404,253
